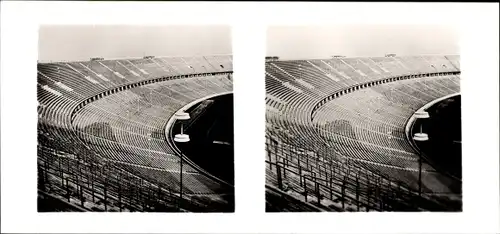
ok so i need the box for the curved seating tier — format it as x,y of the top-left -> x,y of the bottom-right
72,75 -> 232,195
265,55 -> 461,205
313,75 -> 460,193
37,55 -> 234,210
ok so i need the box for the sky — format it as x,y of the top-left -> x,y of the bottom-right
38,25 -> 459,62
38,25 -> 232,62
266,25 -> 460,60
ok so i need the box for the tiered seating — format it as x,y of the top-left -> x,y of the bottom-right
314,76 -> 459,192
72,75 -> 231,195
266,55 -> 461,209
37,55 -> 234,211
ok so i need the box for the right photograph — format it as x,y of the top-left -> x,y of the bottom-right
264,25 -> 462,212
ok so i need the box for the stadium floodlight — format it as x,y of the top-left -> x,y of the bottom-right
413,110 -> 430,196
175,111 -> 191,120
173,111 -> 191,210
413,132 -> 429,141
413,130 -> 429,197
414,110 -> 430,119
414,111 -> 430,138
174,133 -> 190,143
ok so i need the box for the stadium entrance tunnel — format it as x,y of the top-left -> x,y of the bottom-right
172,94 -> 234,185
412,95 -> 462,181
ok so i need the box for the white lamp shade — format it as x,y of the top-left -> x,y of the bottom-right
175,112 -> 191,120
414,111 -> 430,119
413,133 -> 429,141
174,133 -> 190,143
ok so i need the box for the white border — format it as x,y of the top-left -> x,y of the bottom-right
1,2 -> 499,234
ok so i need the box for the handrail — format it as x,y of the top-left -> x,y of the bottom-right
269,160 -> 383,211
265,136 -> 417,196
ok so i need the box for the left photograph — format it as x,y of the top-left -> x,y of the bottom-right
37,25 -> 234,212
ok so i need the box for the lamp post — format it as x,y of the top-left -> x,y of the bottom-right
173,111 -> 191,210
413,110 -> 430,197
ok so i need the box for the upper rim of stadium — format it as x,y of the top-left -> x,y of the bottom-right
265,54 -> 460,62
37,53 -> 234,64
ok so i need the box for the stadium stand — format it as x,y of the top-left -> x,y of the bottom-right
265,55 -> 462,211
37,55 -> 234,212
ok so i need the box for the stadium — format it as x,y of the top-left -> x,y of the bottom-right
264,54 -> 462,212
37,55 -> 234,212
36,26 -> 235,212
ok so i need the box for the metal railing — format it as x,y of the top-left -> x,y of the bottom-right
37,146 -> 229,212
264,134 -> 452,211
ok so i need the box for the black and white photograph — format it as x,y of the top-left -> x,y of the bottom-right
265,25 -> 462,212
36,25 -> 235,212
1,1 -> 499,233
